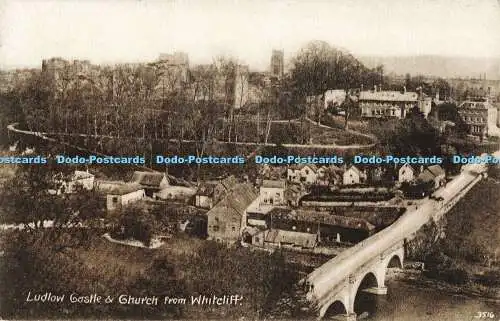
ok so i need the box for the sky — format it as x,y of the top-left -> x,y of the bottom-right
0,0 -> 499,70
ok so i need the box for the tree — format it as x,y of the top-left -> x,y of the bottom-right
115,205 -> 154,246
342,90 -> 355,130
0,165 -> 104,250
289,40 -> 379,116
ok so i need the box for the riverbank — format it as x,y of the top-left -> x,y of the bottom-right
392,266 -> 500,303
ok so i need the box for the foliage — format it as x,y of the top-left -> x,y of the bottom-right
289,41 -> 381,97
370,109 -> 442,156
0,233 -> 301,319
113,205 -> 154,246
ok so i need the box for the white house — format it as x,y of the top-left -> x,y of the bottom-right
130,171 -> 169,197
106,184 -> 145,211
398,164 -> 416,183
287,165 -> 319,185
343,166 -> 367,185
259,180 -> 286,205
324,89 -> 347,109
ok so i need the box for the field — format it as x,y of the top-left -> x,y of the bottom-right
0,231 -> 303,319
410,171 -> 500,294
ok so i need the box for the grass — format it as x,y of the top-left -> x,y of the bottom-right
443,176 -> 500,262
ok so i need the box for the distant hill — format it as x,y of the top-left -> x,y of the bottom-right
358,55 -> 500,80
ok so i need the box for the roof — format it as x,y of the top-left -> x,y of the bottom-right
399,163 -> 415,173
345,165 -> 363,177
418,171 -> 435,183
207,183 -> 258,219
154,186 -> 196,199
329,165 -> 344,172
264,229 -> 317,248
289,164 -> 318,172
242,226 -> 261,236
268,208 -> 376,231
286,184 -> 302,194
459,101 -> 492,109
426,165 -> 445,177
106,183 -> 143,195
73,170 -> 94,180
262,180 -> 286,189
131,171 -> 167,188
220,175 -> 237,190
196,182 -> 218,196
359,90 -> 418,102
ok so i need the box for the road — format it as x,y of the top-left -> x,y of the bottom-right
304,153 -> 496,303
7,121 -> 376,151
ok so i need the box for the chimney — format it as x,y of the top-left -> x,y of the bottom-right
403,86 -> 406,94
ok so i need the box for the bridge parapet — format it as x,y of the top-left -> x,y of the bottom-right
316,244 -> 404,319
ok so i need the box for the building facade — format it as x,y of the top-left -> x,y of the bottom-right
106,185 -> 145,211
270,50 -> 284,79
458,100 -> 494,138
359,89 -> 431,119
259,180 -> 286,205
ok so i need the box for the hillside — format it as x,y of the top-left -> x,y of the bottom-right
359,55 -> 500,80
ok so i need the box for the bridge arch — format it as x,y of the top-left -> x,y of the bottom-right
323,300 -> 348,319
351,272 -> 380,317
386,253 -> 403,269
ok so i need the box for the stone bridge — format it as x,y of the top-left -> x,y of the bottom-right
317,242 -> 404,319
300,155 -> 496,320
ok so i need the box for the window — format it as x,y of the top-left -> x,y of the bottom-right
232,226 -> 236,232
112,196 -> 118,203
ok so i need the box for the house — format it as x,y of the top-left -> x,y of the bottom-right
343,165 -> 367,185
258,164 -> 285,180
259,179 -> 286,205
324,89 -> 347,110
206,183 -> 258,243
70,170 -> 95,191
418,165 -> 446,189
359,88 -> 431,119
252,229 -> 318,249
458,100 -> 495,138
287,164 -> 319,185
153,186 -> 196,201
195,182 -> 218,209
398,164 -> 416,183
51,170 -> 95,194
244,197 -> 276,229
261,207 -> 376,246
106,184 -> 145,211
194,175 -> 237,209
130,171 -> 169,197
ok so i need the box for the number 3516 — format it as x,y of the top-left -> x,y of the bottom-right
475,312 -> 495,319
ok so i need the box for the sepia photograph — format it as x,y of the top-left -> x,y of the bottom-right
0,0 -> 499,320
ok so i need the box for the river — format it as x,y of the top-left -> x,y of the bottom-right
358,277 -> 500,321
